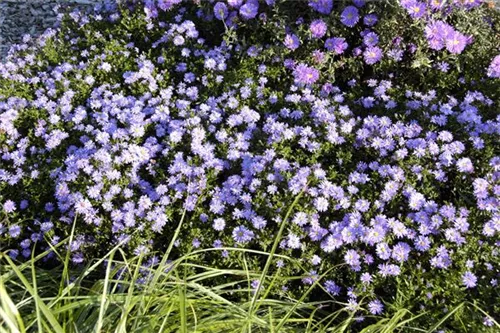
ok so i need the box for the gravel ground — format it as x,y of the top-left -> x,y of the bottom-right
0,0 -> 100,60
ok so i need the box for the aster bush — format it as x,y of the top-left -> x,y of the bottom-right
1,0 -> 499,331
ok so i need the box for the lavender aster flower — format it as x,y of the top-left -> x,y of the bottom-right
340,6 -> 359,27
407,1 -> 427,19
228,0 -> 244,8
487,54 -> 500,78
483,317 -> 494,327
232,225 -> 254,243
428,0 -> 445,10
310,19 -> 328,39
445,31 -> 468,54
239,1 -> 259,20
363,14 -> 378,26
462,271 -> 477,288
8,225 -> 21,238
308,0 -> 333,15
3,200 -> 16,213
353,0 -> 365,7
324,280 -> 341,295
363,46 -> 383,65
325,37 -> 348,54
436,61 -> 450,72
213,2 -> 228,20
361,272 -> 372,284
456,157 -> 474,173
363,32 -> 379,47
368,299 -> 384,315
284,34 -> 300,50
213,218 -> 226,231
344,249 -> 361,270
293,63 -> 320,85
157,0 -> 182,11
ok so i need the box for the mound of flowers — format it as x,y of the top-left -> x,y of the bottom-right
0,0 -> 499,329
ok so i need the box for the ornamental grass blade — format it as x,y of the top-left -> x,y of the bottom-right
0,254 -> 63,333
0,277 -> 25,333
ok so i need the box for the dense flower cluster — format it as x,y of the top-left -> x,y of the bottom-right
0,0 -> 499,329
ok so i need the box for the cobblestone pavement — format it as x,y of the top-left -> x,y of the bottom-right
0,0 -> 99,60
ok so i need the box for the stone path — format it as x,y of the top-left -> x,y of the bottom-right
0,0 -> 100,60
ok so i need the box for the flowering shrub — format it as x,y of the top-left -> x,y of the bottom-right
0,0 -> 499,329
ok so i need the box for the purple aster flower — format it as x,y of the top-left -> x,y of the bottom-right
228,0 -> 244,8
287,233 -> 302,249
368,299 -> 384,315
251,216 -> 267,229
302,270 -> 319,285
232,225 -> 254,243
311,255 -> 322,265
213,218 -> 226,231
347,298 -> 359,311
353,0 -> 365,7
436,61 -> 450,72
312,49 -> 325,64
213,2 -> 228,20
8,225 -> 21,238
462,271 -> 477,288
308,0 -> 333,15
344,249 -> 361,270
293,212 -> 308,226
293,63 -> 320,85
72,253 -> 84,264
321,234 -> 343,252
363,14 -> 378,26
310,19 -> 328,39
415,235 -> 431,252
157,0 -> 182,11
239,1 -> 259,20
363,46 -> 383,65
424,20 -> 453,50
340,6 -> 359,27
428,0 -> 445,10
20,200 -> 28,210
3,200 -> 16,213
409,192 -> 426,210
363,32 -> 379,47
284,34 -> 300,50
361,272 -> 372,284
192,238 -> 201,248
352,47 -> 363,57
325,37 -> 348,54
456,157 -> 474,173
378,263 -> 401,277
314,196 -> 329,212
45,202 -> 55,212
40,221 -> 53,233
388,48 -> 403,61
487,54 -> 500,78
430,246 -> 452,269
406,1 -> 427,19
483,317 -> 494,327
445,31 -> 468,54
376,242 -> 392,260
324,280 -> 341,295
392,242 -> 411,262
